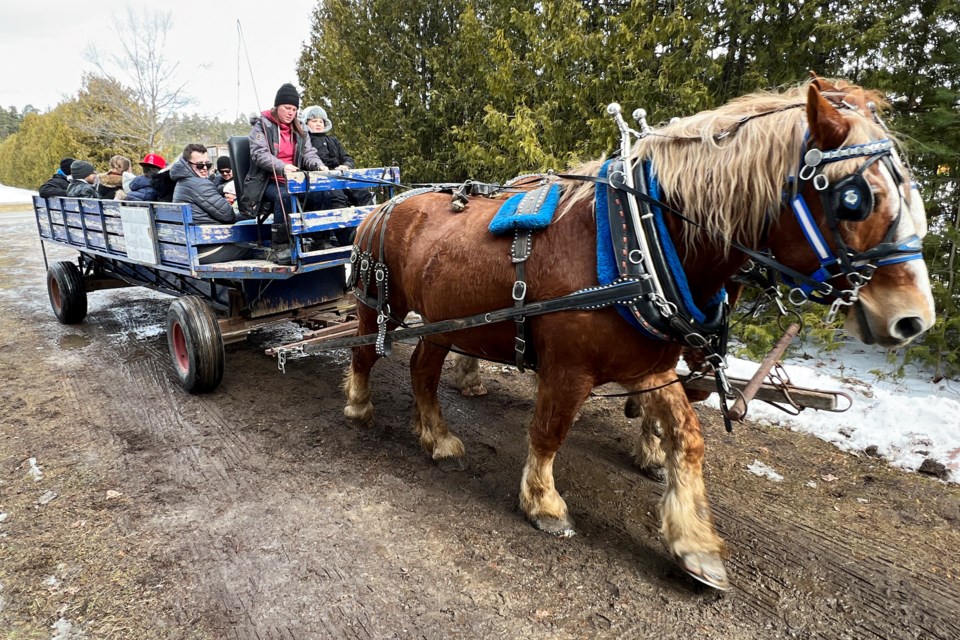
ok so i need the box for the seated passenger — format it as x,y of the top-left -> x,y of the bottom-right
66,161 -> 99,198
171,144 -> 251,264
210,156 -> 233,195
301,105 -> 374,207
302,105 -> 373,248
97,155 -> 132,199
38,158 -> 74,198
238,83 -> 328,264
126,153 -> 169,202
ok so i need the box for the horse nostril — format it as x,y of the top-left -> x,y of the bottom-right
894,316 -> 924,339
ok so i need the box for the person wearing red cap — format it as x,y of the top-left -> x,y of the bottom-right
126,152 -> 174,202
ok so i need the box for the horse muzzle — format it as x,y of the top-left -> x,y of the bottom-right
844,297 -> 933,348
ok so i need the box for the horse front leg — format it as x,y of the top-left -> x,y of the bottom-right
343,305 -> 379,426
520,369 -> 593,538
411,340 -> 466,470
647,382 -> 729,590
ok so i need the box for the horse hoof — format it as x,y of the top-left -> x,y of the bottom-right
678,551 -> 730,591
639,465 -> 666,483
344,403 -> 373,426
460,383 -> 488,397
436,456 -> 467,472
532,516 -> 576,538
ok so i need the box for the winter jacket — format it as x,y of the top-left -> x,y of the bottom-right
97,172 -> 124,199
125,175 -> 160,202
66,179 -> 98,199
38,171 -> 69,198
169,157 -> 236,224
239,111 -> 326,218
306,131 -> 373,206
307,132 -> 355,170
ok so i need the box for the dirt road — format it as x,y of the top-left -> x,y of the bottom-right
1,209 -> 959,639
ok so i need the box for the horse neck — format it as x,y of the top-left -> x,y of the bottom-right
665,215 -> 747,305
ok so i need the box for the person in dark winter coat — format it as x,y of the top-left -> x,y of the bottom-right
209,155 -> 233,195
301,105 -> 375,208
301,105 -> 373,248
239,83 -> 327,264
171,143 -> 250,264
126,153 -> 171,202
39,158 -> 74,198
66,161 -> 98,198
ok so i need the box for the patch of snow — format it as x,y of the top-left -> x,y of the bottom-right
705,340 -> 960,483
51,617 -> 87,639
0,183 -> 37,204
28,457 -> 44,482
746,460 -> 784,482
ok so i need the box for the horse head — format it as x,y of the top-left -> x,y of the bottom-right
767,82 -> 935,347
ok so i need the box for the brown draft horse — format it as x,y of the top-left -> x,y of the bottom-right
343,80 -> 935,590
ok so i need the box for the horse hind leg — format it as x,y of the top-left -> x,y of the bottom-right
343,305 -> 379,426
520,369 -> 594,538
411,340 -> 466,470
622,376 -> 672,483
452,354 -> 487,397
646,382 -> 729,591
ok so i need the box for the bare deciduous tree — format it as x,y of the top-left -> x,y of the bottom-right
84,7 -> 193,151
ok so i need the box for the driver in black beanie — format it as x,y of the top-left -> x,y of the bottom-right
239,83 -> 327,264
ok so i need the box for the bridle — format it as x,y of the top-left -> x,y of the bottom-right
779,134 -> 924,321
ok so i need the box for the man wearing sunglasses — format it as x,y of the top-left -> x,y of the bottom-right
170,144 -> 250,263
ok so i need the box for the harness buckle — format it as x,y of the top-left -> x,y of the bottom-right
684,332 -> 708,348
799,164 -> 817,182
788,287 -> 810,305
512,280 -> 527,301
813,173 -> 829,191
515,336 -> 526,353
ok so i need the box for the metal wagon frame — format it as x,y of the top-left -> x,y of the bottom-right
33,164 -> 399,393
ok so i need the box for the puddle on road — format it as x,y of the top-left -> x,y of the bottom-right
58,334 -> 91,350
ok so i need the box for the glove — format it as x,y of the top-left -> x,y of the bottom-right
336,164 -> 351,171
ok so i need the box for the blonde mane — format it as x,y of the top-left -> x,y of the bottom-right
560,80 -> 898,254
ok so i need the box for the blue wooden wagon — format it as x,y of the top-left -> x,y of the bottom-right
33,153 -> 399,393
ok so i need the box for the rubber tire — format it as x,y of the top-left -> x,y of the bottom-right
166,296 -> 224,394
47,261 -> 87,324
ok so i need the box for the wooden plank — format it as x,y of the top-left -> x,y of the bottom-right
682,375 -> 839,411
288,206 -> 373,233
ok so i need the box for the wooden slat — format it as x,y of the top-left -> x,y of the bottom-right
682,375 -> 840,411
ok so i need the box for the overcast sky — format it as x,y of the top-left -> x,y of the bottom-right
0,1 -> 317,121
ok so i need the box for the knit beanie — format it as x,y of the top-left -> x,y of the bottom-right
300,105 -> 333,133
274,83 -> 300,108
70,160 -> 95,180
216,155 -> 232,171
60,158 -> 75,175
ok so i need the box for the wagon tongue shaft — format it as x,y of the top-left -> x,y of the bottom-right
725,323 -> 800,421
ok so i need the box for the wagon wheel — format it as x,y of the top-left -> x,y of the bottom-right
46,261 -> 87,324
166,296 -> 224,393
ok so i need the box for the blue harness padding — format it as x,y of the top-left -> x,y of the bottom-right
595,159 -> 619,285
488,184 -> 563,235
595,158 -> 726,336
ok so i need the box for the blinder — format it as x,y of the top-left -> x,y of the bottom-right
828,173 -> 872,222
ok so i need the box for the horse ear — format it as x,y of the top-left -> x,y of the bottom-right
809,70 -> 824,91
806,83 -> 848,150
